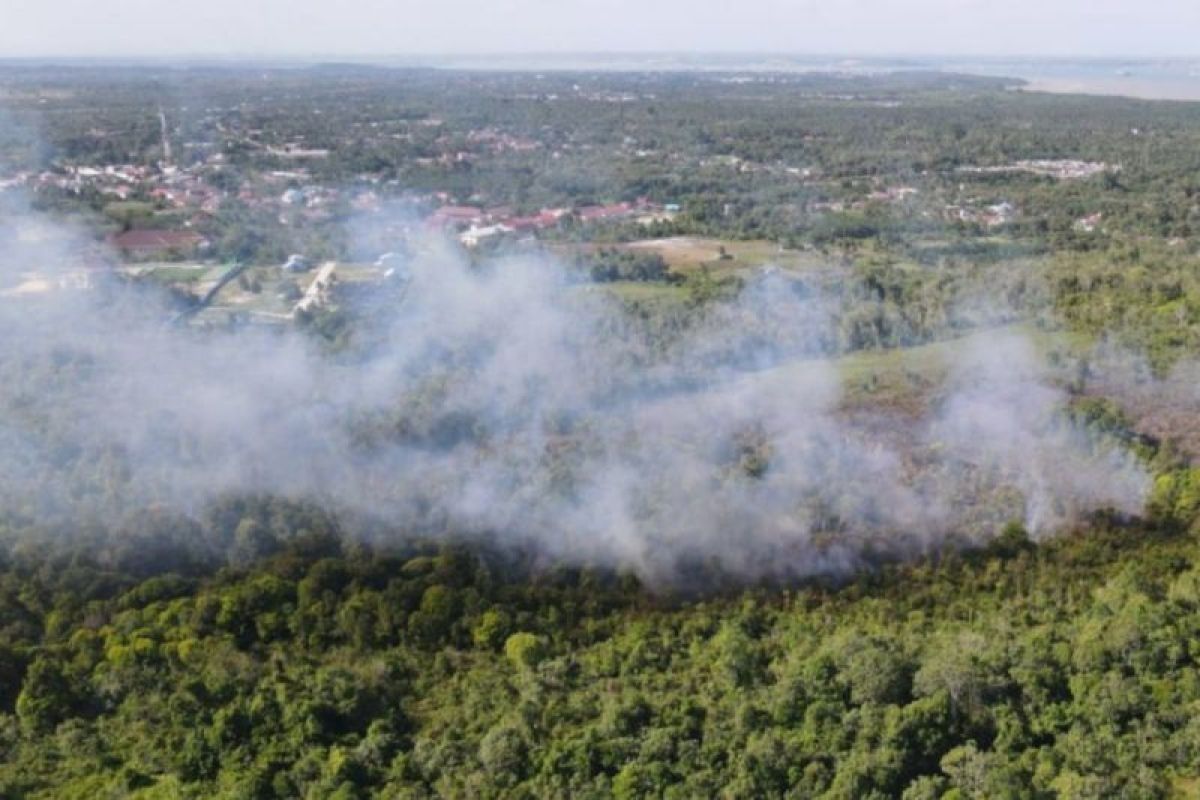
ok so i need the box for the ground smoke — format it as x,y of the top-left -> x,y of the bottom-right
0,202 -> 1150,581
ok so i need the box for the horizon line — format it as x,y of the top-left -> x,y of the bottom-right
1,51 -> 1198,64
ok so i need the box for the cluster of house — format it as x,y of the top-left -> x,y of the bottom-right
274,182 -> 347,223
404,127 -> 547,169
428,198 -> 677,248
4,160 -> 231,217
464,127 -> 541,154
1074,212 -> 1105,233
957,160 -> 1115,181
868,186 -> 920,203
279,185 -> 331,207
264,144 -> 332,159
4,153 -> 383,223
808,186 -> 919,214
944,201 -> 1018,228
7,165 -> 153,201
147,167 -> 224,213
2,150 -> 684,258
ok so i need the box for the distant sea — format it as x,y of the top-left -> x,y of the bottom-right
939,57 -> 1200,102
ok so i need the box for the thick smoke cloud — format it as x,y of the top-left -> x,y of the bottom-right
0,197 -> 1150,581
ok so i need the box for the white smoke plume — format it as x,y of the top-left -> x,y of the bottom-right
0,196 -> 1152,581
928,334 -> 1149,537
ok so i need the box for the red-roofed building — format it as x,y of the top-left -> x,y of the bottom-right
427,205 -> 486,229
578,202 -> 633,222
506,209 -> 564,231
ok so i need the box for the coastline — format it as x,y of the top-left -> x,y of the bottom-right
1017,76 -> 1200,102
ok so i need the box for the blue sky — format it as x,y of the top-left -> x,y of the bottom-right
1,0 -> 1196,58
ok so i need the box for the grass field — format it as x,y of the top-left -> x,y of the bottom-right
552,236 -> 832,279
140,264 -> 213,284
204,262 -> 387,320
623,236 -> 831,274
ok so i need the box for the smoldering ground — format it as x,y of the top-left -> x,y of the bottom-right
0,198 -> 1151,582
1075,345 -> 1200,467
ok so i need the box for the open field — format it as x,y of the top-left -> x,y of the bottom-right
623,236 -> 814,271
553,236 -> 833,278
138,264 -> 215,284
624,236 -> 835,275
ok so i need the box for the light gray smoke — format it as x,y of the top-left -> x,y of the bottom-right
1080,343 -> 1200,466
0,196 -> 1151,581
928,334 -> 1150,536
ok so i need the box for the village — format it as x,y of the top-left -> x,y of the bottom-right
0,67 -> 1136,331
1,148 -> 1064,263
3,140 -> 1125,329
0,153 -> 681,259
